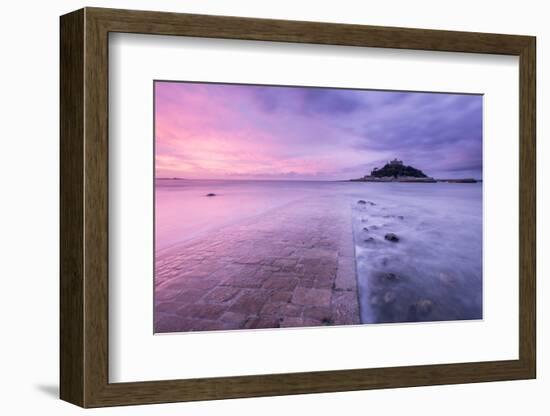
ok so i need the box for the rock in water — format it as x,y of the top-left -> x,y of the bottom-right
370,160 -> 428,178
383,291 -> 396,304
416,299 -> 433,315
384,233 -> 399,242
408,299 -> 433,320
380,272 -> 399,282
206,193 -> 216,197
357,200 -> 367,204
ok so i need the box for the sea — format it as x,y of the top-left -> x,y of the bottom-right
155,179 -> 482,323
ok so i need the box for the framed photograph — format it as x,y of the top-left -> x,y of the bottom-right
60,7 -> 536,407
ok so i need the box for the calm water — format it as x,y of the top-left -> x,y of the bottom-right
155,179 -> 328,251
156,180 -> 481,248
155,179 -> 482,323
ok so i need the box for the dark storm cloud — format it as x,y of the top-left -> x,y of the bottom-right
299,89 -> 363,114
351,93 -> 483,177
247,85 -> 483,178
251,85 -> 363,115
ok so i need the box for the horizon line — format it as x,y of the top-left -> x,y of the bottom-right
155,177 -> 482,182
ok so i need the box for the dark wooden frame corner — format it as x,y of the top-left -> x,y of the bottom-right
60,7 -> 536,408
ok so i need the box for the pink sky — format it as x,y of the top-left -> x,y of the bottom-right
155,81 -> 482,180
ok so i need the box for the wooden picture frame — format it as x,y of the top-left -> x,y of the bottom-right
60,7 -> 536,408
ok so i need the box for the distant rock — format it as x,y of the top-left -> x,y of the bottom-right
357,200 -> 367,204
351,159 -> 436,182
438,178 -> 478,183
371,159 -> 428,178
384,233 -> 399,242
206,193 -> 217,197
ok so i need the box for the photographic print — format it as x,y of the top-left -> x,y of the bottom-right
154,81 -> 483,333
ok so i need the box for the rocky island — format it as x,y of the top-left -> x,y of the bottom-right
351,159 -> 436,183
351,159 -> 479,183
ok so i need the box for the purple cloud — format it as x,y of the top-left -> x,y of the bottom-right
156,81 -> 483,180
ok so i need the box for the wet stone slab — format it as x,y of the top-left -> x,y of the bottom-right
155,197 -> 360,333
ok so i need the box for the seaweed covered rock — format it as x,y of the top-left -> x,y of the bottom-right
384,233 -> 399,242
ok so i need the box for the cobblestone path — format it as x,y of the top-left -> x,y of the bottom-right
155,195 -> 360,332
